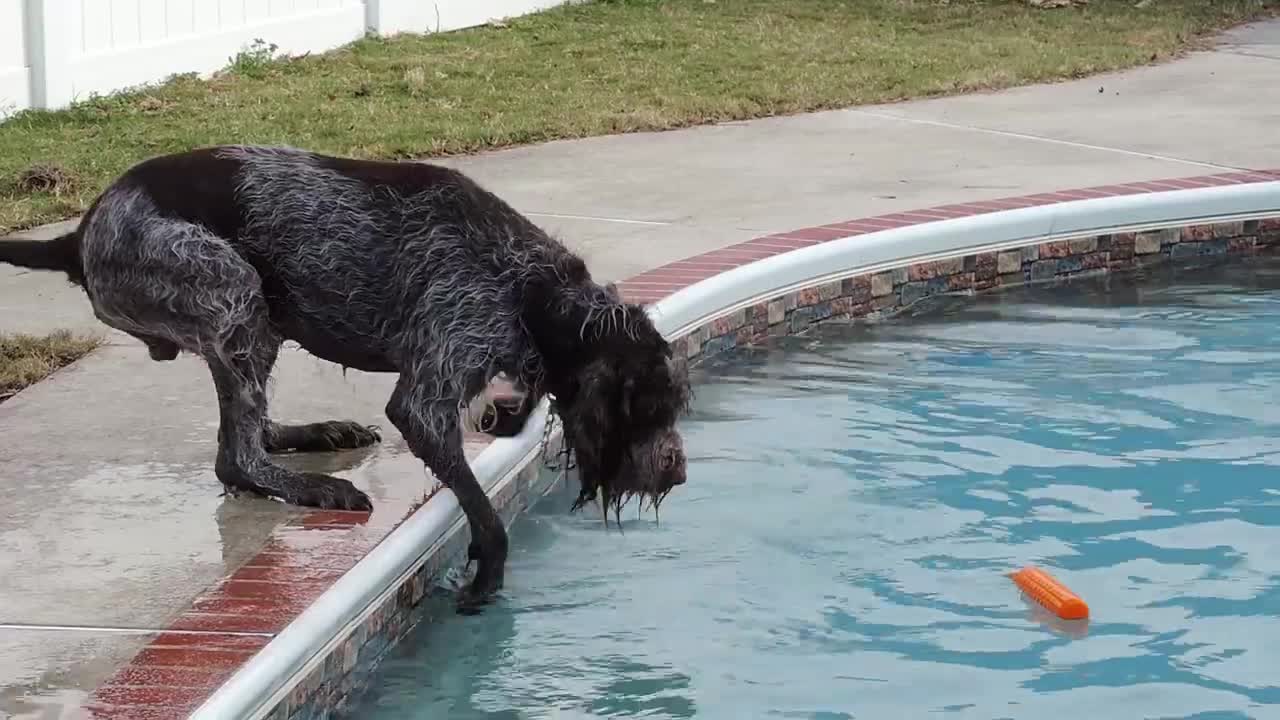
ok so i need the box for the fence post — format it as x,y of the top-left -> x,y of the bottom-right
26,0 -> 76,109
364,0 -> 384,34
364,0 -> 431,36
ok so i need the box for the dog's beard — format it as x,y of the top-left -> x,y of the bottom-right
547,388 -> 683,529
550,428 -> 667,529
636,485 -> 673,525
574,482 -> 670,530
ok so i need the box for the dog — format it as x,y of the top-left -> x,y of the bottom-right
0,145 -> 692,609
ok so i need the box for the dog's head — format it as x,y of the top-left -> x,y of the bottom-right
543,281 -> 692,524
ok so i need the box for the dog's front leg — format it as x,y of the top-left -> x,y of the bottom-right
385,376 -> 509,613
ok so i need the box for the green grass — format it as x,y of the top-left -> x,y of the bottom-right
0,0 -> 1275,234
0,331 -> 101,402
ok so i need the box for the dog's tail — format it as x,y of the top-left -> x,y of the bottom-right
0,229 -> 86,286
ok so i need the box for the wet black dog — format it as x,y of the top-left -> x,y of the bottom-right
0,145 -> 691,609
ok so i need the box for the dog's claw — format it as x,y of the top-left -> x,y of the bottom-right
219,485 -> 258,500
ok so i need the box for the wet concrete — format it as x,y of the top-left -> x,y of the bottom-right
0,341 -> 484,708
0,15 -> 1278,716
1,345 -> 393,627
0,628 -> 153,719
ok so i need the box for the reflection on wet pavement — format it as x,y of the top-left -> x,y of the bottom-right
0,342 -> 490,717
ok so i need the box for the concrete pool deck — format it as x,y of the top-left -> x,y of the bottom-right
1,17 -> 1279,719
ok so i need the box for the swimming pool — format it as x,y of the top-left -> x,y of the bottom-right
351,258 -> 1280,719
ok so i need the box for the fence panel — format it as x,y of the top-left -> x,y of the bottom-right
2,0 -> 570,116
45,0 -> 365,109
0,0 -> 31,116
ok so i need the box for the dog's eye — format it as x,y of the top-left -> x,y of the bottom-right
660,451 -> 675,470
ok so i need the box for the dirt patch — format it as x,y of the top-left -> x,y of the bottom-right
15,164 -> 79,197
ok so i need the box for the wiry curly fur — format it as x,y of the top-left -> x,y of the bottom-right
0,145 -> 692,610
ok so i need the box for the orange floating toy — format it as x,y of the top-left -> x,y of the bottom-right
1010,565 -> 1089,620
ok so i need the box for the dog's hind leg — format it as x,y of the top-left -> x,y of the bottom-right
385,375 -> 507,612
81,203 -> 373,511
207,344 -> 373,511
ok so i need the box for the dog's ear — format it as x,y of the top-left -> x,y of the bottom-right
620,375 -> 636,424
572,359 -> 616,438
563,357 -> 625,510
562,284 -> 661,350
620,350 -> 691,429
524,254 -> 667,360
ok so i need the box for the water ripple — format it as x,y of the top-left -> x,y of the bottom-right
354,261 -> 1280,720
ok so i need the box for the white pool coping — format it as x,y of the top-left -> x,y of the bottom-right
189,180 -> 1280,720
646,181 -> 1280,339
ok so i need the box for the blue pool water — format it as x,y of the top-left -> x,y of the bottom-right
355,259 -> 1280,719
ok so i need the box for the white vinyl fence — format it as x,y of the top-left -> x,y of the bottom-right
0,0 -> 568,117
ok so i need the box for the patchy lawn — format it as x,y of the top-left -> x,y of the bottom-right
0,331 -> 101,403
0,0 -> 1275,234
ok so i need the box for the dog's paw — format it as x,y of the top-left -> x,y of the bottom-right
267,421 -> 382,453
456,544 -> 504,615
317,421 -> 382,450
290,473 -> 374,512
456,577 -> 501,615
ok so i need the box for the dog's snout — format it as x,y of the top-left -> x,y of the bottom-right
667,450 -> 687,487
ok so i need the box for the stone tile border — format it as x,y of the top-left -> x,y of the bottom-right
76,167 -> 1280,719
666,218 -> 1280,368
